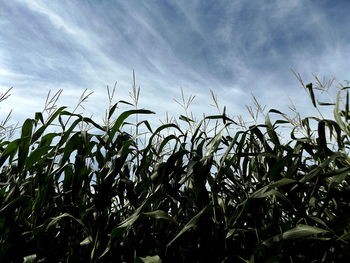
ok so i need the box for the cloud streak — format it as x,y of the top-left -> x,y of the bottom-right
0,0 -> 349,125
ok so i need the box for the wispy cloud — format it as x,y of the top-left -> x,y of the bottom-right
0,0 -> 349,125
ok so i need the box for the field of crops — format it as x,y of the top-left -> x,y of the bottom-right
1,79 -> 350,262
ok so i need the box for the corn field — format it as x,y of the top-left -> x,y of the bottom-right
1,80 -> 350,262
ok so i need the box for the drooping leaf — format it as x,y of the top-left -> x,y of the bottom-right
107,109 -> 155,145
307,83 -> 317,108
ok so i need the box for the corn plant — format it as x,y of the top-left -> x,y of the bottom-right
1,79 -> 350,262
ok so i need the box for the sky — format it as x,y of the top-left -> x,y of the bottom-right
1,0 -> 350,128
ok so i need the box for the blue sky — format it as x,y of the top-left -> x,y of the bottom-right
1,0 -> 350,125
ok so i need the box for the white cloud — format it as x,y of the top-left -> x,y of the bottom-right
0,0 -> 348,129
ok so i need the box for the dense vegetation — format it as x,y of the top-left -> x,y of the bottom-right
1,77 -> 350,262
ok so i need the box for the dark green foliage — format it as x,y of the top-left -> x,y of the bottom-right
1,83 -> 350,262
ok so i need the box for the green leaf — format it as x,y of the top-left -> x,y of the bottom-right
263,225 -> 328,247
18,118 -> 34,170
137,120 -> 153,133
338,231 -> 350,241
108,103 -> 118,119
23,254 -> 37,263
0,138 -> 20,166
307,83 -> 317,108
317,101 -> 335,106
108,109 -> 154,145
318,121 -> 327,153
144,123 -> 183,153
205,114 -> 236,124
334,90 -> 350,136
111,214 -> 140,239
269,109 -> 284,115
80,236 -> 93,246
138,255 -> 162,263
60,132 -> 82,165
46,213 -> 85,231
32,106 -> 67,142
143,210 -> 178,225
25,145 -> 52,169
265,114 -> 280,146
204,128 -> 224,158
110,197 -> 155,239
0,195 -> 29,213
38,132 -> 60,147
300,153 -> 342,182
179,115 -> 194,123
35,111 -> 44,124
346,90 -> 349,121
21,118 -> 34,139
282,224 -> 328,239
167,205 -> 210,248
268,178 -> 297,188
308,216 -> 328,228
158,134 -> 179,155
